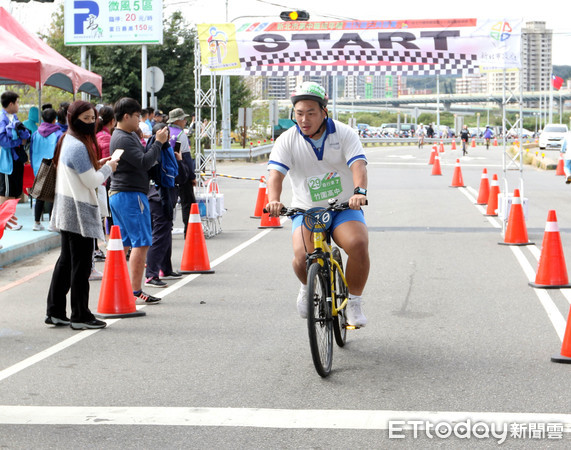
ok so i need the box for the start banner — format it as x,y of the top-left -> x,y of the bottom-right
197,18 -> 522,77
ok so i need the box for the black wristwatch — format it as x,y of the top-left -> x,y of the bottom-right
354,187 -> 367,196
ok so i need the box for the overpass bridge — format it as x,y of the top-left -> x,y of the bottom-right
336,91 -> 571,110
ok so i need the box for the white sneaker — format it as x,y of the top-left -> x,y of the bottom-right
297,285 -> 308,319
89,268 -> 103,281
346,297 -> 367,327
32,223 -> 45,231
47,225 -> 58,232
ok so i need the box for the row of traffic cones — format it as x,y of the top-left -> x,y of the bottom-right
97,204 -> 215,319
428,151 -> 571,363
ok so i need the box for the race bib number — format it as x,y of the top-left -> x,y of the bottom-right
307,172 -> 343,202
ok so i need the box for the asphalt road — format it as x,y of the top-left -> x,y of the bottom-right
1,143 -> 570,448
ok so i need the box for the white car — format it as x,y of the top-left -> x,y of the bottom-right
539,124 -> 569,150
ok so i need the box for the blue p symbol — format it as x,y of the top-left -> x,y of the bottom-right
74,1 -> 99,34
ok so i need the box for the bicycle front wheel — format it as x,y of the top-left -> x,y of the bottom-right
307,262 -> 333,377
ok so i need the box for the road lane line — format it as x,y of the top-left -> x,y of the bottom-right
0,221 -> 288,383
458,187 -> 567,341
0,406 -> 569,431
509,247 -> 567,341
458,187 -> 501,228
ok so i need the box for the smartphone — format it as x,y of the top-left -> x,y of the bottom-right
174,142 -> 181,153
111,149 -> 124,161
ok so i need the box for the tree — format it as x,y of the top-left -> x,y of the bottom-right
42,6 -> 252,118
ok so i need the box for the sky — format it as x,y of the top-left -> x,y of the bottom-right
3,0 -> 571,65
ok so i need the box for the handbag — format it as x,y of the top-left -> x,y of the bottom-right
29,158 -> 56,202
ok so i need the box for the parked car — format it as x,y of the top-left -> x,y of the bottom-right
506,128 -> 534,139
539,124 -> 569,150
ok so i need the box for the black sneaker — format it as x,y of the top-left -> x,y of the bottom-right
45,315 -> 71,326
145,277 -> 168,288
93,250 -> 106,261
135,291 -> 162,304
160,271 -> 182,280
70,319 -> 107,330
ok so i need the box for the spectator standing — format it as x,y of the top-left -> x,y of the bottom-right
57,102 -> 70,134
426,123 -> 434,139
139,109 -> 151,144
29,108 -> 63,231
167,108 -> 196,237
45,100 -> 118,330
145,123 -> 188,287
23,106 -> 39,134
108,98 -> 169,304
0,91 -> 30,209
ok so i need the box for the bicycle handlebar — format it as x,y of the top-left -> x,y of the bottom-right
263,199 -> 367,216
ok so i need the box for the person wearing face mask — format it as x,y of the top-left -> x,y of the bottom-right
45,100 -> 119,330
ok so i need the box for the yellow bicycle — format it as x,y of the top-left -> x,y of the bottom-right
277,199 -> 362,377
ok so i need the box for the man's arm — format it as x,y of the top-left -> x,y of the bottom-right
266,169 -> 285,216
349,159 -> 368,210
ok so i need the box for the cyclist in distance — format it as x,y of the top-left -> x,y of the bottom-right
265,81 -> 369,328
483,125 -> 493,150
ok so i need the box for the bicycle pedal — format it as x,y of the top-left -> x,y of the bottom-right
345,325 -> 360,330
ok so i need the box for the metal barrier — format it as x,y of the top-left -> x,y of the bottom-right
203,137 -> 532,161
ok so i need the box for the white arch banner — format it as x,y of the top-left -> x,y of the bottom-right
198,18 -> 522,76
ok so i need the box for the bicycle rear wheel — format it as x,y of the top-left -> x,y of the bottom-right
307,262 -> 333,377
332,247 -> 348,347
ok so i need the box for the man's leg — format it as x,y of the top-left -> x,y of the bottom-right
291,224 -> 314,285
130,246 -> 149,292
332,221 -> 370,295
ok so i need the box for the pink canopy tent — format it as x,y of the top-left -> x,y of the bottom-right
0,6 -> 102,96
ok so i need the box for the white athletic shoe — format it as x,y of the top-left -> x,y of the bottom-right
297,285 -> 308,319
346,297 -> 367,327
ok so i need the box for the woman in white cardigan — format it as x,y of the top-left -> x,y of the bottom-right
45,101 -> 118,330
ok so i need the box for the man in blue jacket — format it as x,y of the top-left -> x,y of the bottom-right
0,91 -> 31,210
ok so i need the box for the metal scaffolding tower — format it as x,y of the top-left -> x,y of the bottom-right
193,37 -> 222,237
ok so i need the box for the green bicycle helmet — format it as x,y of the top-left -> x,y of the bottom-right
291,81 -> 328,108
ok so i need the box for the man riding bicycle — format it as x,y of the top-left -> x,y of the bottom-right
265,81 -> 369,328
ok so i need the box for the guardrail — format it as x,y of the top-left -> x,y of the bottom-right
203,137 -> 537,161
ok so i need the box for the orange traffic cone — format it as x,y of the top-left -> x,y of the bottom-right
251,176 -> 267,218
428,146 -> 436,165
96,226 -> 146,318
431,154 -> 442,176
451,139 -> 457,150
471,137 -> 476,148
180,203 -> 215,274
485,174 -> 500,216
529,210 -> 571,288
259,193 -> 283,228
493,137 -> 498,146
449,159 -> 465,187
551,305 -> 571,363
476,168 -> 490,205
499,189 -> 532,246
439,140 -> 445,153
556,154 -> 565,176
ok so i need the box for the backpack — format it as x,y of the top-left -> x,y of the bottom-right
159,146 -> 178,188
147,137 -> 178,188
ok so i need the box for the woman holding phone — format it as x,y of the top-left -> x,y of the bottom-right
45,100 -> 119,330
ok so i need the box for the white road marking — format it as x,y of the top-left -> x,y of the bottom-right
458,187 -> 567,342
0,219 -> 289,383
0,406 -> 569,431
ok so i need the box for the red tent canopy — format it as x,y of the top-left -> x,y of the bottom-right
0,7 -> 102,96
